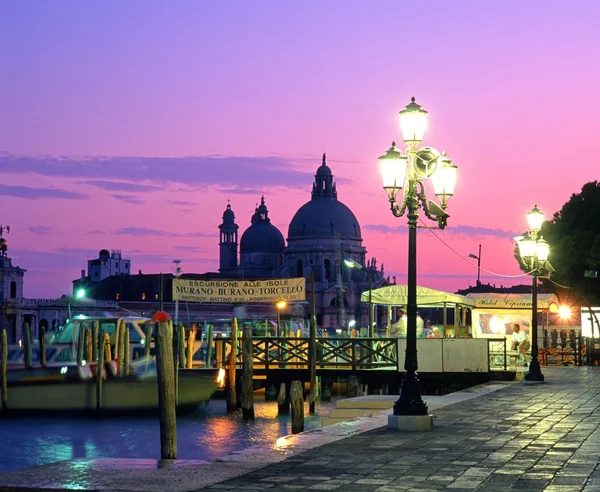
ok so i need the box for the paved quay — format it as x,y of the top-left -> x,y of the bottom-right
1,366 -> 599,492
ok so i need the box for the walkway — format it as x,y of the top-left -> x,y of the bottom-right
0,367 -> 599,491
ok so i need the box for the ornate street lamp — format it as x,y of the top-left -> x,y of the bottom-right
344,258 -> 374,337
378,97 -> 458,420
515,205 -> 549,382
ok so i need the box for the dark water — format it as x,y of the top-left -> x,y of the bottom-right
0,399 -> 336,474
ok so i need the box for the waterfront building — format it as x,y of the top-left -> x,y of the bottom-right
73,155 -> 393,330
0,227 -> 122,343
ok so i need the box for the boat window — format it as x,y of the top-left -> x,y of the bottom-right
127,323 -> 142,342
54,323 -> 75,343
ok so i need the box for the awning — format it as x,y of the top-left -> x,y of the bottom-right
360,285 -> 474,307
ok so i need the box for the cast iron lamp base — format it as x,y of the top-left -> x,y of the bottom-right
392,378 -> 429,416
524,359 -> 545,382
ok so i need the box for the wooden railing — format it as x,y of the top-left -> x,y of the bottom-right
217,337 -> 399,371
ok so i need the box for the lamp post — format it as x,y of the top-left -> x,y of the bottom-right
276,300 -> 286,336
67,288 -> 86,321
378,97 -> 458,418
344,258 -> 374,337
469,244 -> 482,286
515,205 -> 549,382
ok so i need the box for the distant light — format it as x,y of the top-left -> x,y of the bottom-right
559,305 -> 572,320
348,320 -> 356,328
81,360 -> 86,366
276,301 -> 287,309
75,288 -> 86,299
60,366 -> 68,374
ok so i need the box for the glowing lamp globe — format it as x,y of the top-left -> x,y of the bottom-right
398,97 -> 428,144
432,154 -> 458,208
527,205 -> 544,233
378,141 -> 406,201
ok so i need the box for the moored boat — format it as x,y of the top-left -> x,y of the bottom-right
4,362 -> 221,413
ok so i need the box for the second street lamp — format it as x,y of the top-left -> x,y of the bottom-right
344,258 -> 374,337
515,205 -> 549,382
378,97 -> 458,424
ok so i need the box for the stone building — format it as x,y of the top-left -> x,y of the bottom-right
72,154 -> 393,331
0,227 -> 121,343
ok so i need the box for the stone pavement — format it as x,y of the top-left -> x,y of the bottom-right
0,367 -> 599,491
200,367 -> 600,492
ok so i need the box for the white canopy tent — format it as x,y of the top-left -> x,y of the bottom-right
360,285 -> 474,308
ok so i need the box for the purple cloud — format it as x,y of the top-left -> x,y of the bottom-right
219,187 -> 268,195
364,224 -> 517,240
80,180 -> 162,192
168,200 -> 196,206
28,226 -> 54,235
110,194 -> 143,204
0,184 -> 87,200
0,154 -> 314,189
116,227 -> 213,238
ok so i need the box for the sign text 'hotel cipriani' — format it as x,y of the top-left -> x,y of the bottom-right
172,278 -> 306,303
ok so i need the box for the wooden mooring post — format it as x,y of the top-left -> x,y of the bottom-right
241,324 -> 254,420
178,324 -> 186,370
118,320 -> 126,376
85,326 -> 93,363
39,326 -> 47,368
277,382 -> 289,415
1,329 -> 7,410
124,328 -> 131,375
156,320 -> 177,459
92,321 -> 99,362
291,380 -> 304,434
205,324 -> 214,368
226,319 -> 237,412
96,328 -> 105,411
144,324 -> 153,358
76,324 -> 85,366
24,322 -> 33,369
186,327 -> 194,369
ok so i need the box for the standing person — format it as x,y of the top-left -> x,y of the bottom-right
511,324 -> 530,364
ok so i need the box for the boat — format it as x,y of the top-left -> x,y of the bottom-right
6,315 -> 154,367
2,315 -> 224,412
4,359 -> 223,413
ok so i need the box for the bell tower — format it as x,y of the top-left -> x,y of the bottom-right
219,202 -> 239,274
0,225 -> 25,301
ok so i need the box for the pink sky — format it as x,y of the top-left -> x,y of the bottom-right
1,1 -> 599,299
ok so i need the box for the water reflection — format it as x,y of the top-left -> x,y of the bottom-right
0,399 -> 335,473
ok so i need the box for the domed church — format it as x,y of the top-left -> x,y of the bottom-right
218,154 -> 390,330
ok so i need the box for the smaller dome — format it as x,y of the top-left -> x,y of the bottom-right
240,224 -> 285,254
99,249 -> 110,259
240,196 -> 285,254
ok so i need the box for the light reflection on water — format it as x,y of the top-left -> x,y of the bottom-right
0,399 -> 337,473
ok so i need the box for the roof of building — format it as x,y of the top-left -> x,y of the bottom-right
240,196 -> 285,254
288,153 -> 362,241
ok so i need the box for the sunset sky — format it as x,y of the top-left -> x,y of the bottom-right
1,1 -> 599,299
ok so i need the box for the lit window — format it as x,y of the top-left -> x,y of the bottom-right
142,293 -> 146,300
116,293 -> 120,300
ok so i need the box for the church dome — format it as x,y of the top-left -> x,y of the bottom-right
288,200 -> 361,240
288,153 -> 362,241
240,196 -> 285,254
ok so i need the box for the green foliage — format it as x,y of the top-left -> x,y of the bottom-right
540,181 -> 600,303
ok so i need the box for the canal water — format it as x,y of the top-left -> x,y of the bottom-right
0,399 -> 338,474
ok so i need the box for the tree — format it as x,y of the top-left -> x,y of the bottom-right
538,181 -> 600,304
